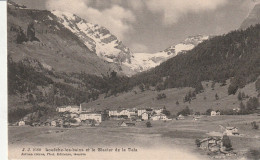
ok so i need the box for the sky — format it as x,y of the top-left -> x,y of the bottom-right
12,0 -> 257,53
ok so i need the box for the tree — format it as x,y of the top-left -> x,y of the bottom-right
228,83 -> 238,95
16,26 -> 27,44
162,107 -> 171,117
256,79 -> 260,94
139,84 -> 144,92
177,106 -> 191,116
110,70 -> 117,78
176,100 -> 179,105
246,97 -> 259,111
238,92 -> 242,101
215,93 -> 219,100
146,121 -> 152,128
206,109 -> 212,115
222,135 -> 232,151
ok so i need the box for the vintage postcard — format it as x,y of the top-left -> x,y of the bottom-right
6,0 -> 260,160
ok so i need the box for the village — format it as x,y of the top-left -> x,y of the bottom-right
16,105 -> 174,127
14,104 -> 243,130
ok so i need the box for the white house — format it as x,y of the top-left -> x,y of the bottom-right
138,109 -> 146,116
151,113 -> 168,121
51,121 -> 57,127
211,111 -> 221,116
108,110 -> 119,117
154,108 -> 163,114
18,120 -> 25,126
176,114 -> 185,120
224,127 -> 239,136
109,109 -> 135,118
80,112 -> 102,123
141,112 -> 149,120
57,105 -> 80,113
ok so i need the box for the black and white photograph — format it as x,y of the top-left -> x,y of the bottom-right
5,0 -> 260,159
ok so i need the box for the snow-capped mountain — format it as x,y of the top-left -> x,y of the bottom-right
52,10 -> 208,75
127,35 -> 209,72
52,10 -> 132,67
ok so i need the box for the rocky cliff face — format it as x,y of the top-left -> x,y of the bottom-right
7,2 -> 125,76
240,3 -> 260,30
52,10 -> 136,75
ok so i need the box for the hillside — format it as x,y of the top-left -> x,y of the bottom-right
52,10 -> 137,76
240,3 -> 260,30
7,2 -> 122,75
127,25 -> 260,93
83,80 -> 259,115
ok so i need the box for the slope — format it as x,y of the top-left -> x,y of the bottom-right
240,3 -> 260,30
7,2 -> 121,75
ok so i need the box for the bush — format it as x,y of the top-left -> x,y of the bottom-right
228,83 -> 238,95
251,121 -> 259,130
195,139 -> 201,147
238,92 -> 242,101
177,106 -> 191,116
246,97 -> 259,111
157,93 -> 166,100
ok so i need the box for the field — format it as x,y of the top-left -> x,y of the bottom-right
9,115 -> 260,160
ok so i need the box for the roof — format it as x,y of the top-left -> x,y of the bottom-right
226,127 -> 237,130
58,105 -> 79,108
80,112 -> 101,115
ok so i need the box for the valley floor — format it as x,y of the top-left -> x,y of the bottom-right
9,115 -> 260,160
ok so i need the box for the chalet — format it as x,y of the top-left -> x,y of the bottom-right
154,108 -> 163,114
109,109 -> 136,118
224,127 -> 239,136
56,105 -> 80,113
51,120 -> 57,127
211,111 -> 221,116
141,112 -> 149,120
193,116 -> 201,121
176,114 -> 185,120
119,121 -> 135,127
199,136 -> 222,152
233,108 -> 241,113
80,112 -> 102,123
18,120 -> 25,126
151,113 -> 168,121
109,110 -> 119,117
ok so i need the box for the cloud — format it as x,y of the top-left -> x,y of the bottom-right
45,0 -> 135,40
127,0 -> 145,10
146,0 -> 228,25
130,43 -> 149,53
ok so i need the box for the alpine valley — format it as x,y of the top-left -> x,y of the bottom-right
8,0 -> 260,123
7,1 -> 260,160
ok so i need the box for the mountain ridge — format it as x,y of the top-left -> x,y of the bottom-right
240,3 -> 260,30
